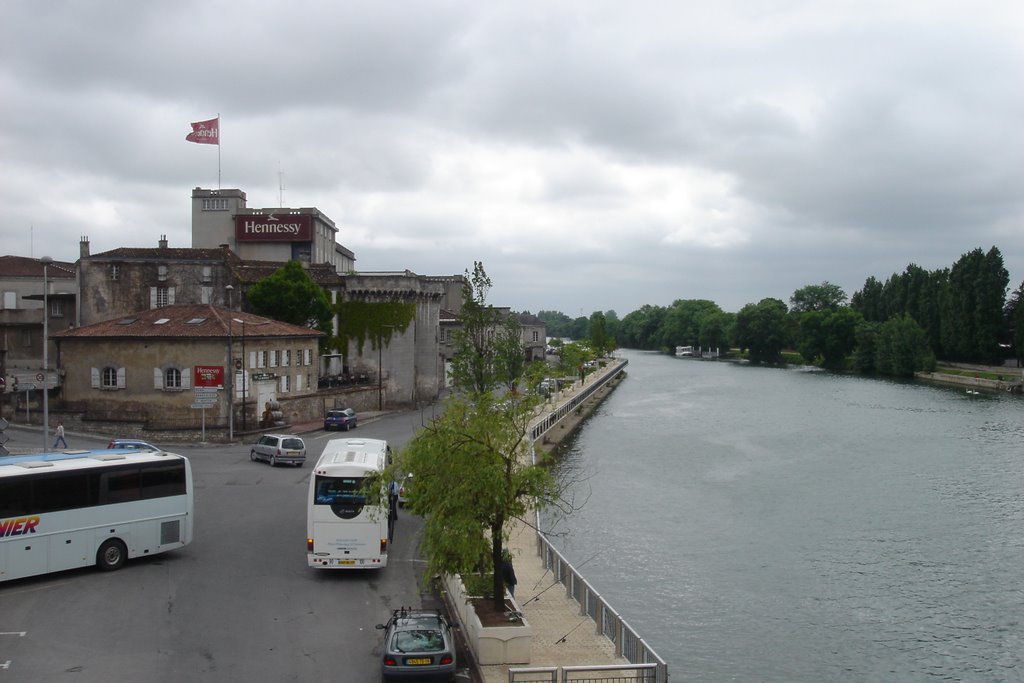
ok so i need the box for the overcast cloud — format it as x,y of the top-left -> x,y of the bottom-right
2,0 -> 1022,316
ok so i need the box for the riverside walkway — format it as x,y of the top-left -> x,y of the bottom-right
473,357 -> 667,683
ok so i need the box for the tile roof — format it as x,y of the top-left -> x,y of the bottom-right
0,255 -> 77,278
50,304 -> 324,340
90,247 -> 238,262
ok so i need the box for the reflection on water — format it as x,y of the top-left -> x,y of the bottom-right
547,350 -> 1024,683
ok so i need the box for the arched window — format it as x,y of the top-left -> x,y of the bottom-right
102,367 -> 118,388
164,368 -> 182,389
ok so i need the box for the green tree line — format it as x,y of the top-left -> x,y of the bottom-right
538,246 -> 1024,377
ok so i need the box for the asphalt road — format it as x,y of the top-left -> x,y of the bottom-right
0,407 -> 473,683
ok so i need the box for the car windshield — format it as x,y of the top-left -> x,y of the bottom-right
393,629 -> 444,653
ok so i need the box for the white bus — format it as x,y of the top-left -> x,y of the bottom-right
307,438 -> 393,570
0,449 -> 194,582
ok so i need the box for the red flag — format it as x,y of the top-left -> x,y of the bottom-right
186,117 -> 219,145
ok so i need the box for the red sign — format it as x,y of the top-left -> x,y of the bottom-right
194,365 -> 224,387
234,214 -> 312,242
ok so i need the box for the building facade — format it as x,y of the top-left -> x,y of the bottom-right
51,304 -> 322,437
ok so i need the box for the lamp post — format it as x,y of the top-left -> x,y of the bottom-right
225,285 -> 234,441
40,256 -> 52,451
234,318 -> 247,433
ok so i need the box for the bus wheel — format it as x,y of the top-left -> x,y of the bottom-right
97,539 -> 127,571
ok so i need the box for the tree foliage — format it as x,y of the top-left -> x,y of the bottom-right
399,262 -> 556,609
733,298 -> 789,363
246,260 -> 333,335
790,281 -> 847,313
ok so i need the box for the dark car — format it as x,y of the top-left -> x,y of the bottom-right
376,608 -> 456,682
324,408 -> 358,431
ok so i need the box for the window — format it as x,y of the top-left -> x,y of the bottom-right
532,331 -> 539,342
165,368 -> 182,389
110,265 -> 120,281
102,367 -> 118,388
21,329 -> 32,347
2,291 -> 16,309
201,286 -> 212,304
50,299 -> 64,317
280,374 -> 291,393
283,349 -> 291,367
156,287 -> 169,307
202,198 -> 229,211
271,350 -> 280,368
158,265 -> 168,282
202,266 -> 212,283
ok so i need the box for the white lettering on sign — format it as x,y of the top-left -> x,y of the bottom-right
242,220 -> 302,235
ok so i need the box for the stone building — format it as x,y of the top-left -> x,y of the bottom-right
0,255 -> 77,392
51,304 -> 323,439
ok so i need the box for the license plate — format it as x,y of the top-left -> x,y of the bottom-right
406,658 -> 431,665
338,559 -> 355,565
287,451 -> 299,456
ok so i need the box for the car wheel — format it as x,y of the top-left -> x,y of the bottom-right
250,450 -> 257,462
96,539 -> 127,571
270,455 -> 277,467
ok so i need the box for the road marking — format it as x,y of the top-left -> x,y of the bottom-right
0,633 -> 25,637
1,660 -> 10,670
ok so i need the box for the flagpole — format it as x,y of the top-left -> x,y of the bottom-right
217,113 -> 221,189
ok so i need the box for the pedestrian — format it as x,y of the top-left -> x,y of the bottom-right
501,551 -> 517,598
53,420 -> 68,448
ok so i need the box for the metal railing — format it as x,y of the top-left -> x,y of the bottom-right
517,357 -> 668,683
529,358 -> 628,443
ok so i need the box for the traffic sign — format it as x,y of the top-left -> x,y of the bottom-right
193,387 -> 219,395
192,396 -> 218,405
191,403 -> 215,410
36,372 -> 45,382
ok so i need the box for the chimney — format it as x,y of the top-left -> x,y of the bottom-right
80,236 -> 90,259
158,235 -> 168,249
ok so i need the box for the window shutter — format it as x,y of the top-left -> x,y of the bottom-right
117,367 -> 126,388
154,368 -> 163,389
181,368 -> 191,389
270,351 -> 278,368
279,376 -> 286,393
250,351 -> 257,369
150,287 -> 157,308
91,367 -> 100,388
168,287 -> 176,304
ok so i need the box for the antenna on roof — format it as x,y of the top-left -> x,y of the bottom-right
278,162 -> 286,207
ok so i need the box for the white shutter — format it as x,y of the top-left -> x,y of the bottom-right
250,351 -> 257,369
154,368 -> 163,389
279,376 -> 286,393
150,287 -> 157,308
117,367 -> 126,388
181,368 -> 191,389
91,367 -> 100,388
296,373 -> 304,391
168,287 -> 176,304
270,351 -> 277,368
201,286 -> 211,304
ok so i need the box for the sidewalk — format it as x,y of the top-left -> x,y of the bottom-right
477,515 -> 628,683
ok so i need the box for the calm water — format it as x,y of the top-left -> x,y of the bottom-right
547,349 -> 1024,683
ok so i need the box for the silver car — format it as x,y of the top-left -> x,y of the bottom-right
250,434 -> 306,467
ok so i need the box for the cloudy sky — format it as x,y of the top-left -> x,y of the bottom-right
2,1 -> 1022,317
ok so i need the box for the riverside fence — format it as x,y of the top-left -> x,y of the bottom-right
520,357 -> 669,683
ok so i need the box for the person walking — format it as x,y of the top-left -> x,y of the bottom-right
53,420 -> 68,448
501,551 -> 517,598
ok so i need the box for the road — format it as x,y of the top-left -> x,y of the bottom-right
0,407 -> 470,683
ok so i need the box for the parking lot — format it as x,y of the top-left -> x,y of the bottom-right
0,411 -> 475,682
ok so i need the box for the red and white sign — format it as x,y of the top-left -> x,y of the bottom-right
186,117 -> 219,145
234,214 -> 313,242
193,365 -> 224,388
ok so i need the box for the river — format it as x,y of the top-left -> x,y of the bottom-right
547,349 -> 1024,682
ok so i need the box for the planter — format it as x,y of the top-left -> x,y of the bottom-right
443,573 -> 533,665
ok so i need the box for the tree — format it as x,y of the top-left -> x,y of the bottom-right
1005,280 -> 1024,366
397,262 -> 557,610
875,315 -> 935,377
448,262 -> 502,394
400,392 -> 556,611
790,281 -> 847,313
246,260 -> 333,335
699,311 -> 733,352
797,307 -> 863,368
732,298 -> 789,363
589,311 -> 608,354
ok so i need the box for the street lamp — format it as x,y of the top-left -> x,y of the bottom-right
226,285 -> 234,441
234,318 -> 247,433
378,325 -> 395,411
40,256 -> 52,451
